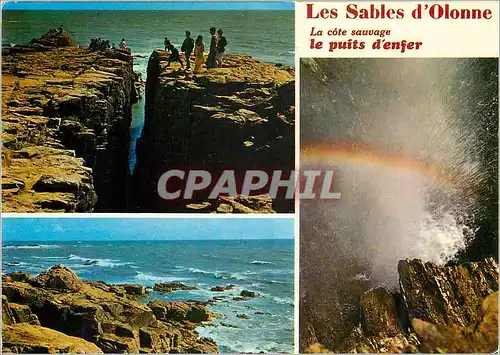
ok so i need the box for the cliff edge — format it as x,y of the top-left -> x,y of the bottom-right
132,50 -> 295,213
2,30 -> 137,212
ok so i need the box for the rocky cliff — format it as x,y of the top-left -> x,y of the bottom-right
2,30 -> 137,212
132,50 -> 295,213
303,258 -> 499,353
2,265 -> 218,353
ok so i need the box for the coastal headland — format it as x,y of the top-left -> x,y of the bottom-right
2,264 -> 218,353
2,30 -> 295,213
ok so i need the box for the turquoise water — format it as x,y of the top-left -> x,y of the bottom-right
3,239 -> 294,352
2,10 -> 294,171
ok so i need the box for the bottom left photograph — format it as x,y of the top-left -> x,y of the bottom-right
1,217 -> 294,353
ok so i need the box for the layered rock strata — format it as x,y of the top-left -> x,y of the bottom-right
133,50 -> 295,213
2,265 -> 217,353
2,30 -> 137,212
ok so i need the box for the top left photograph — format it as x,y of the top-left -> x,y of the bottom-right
1,1 -> 295,214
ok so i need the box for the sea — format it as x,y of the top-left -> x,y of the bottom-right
2,239 -> 294,353
1,10 -> 295,171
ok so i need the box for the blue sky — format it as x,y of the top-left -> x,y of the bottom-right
2,217 -> 294,241
2,1 -> 294,11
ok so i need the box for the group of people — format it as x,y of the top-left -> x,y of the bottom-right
88,37 -> 129,52
163,27 -> 227,73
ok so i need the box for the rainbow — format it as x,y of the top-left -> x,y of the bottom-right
301,142 -> 459,187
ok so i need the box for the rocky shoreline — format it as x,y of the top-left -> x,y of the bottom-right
2,30 -> 137,212
132,50 -> 295,213
302,257 -> 499,353
2,265 -> 219,353
2,31 -> 295,213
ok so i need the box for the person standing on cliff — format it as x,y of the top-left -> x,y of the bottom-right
119,38 -> 127,50
165,43 -> 184,69
194,35 -> 205,74
205,27 -> 218,69
164,37 -> 171,52
181,31 -> 195,70
216,29 -> 227,67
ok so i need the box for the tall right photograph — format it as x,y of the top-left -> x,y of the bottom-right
299,58 -> 498,353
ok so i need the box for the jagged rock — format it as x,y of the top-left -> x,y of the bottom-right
2,31 -> 136,212
237,314 -> 249,319
2,265 -> 216,353
148,300 -> 211,323
153,282 -> 198,293
398,258 -> 498,327
308,258 -> 499,353
121,284 -> 146,297
2,323 -> 103,353
32,264 -> 84,291
412,291 -> 498,353
210,285 -> 235,292
360,288 -> 401,337
240,290 -> 257,298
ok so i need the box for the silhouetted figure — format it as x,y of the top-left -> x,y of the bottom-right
164,37 -> 171,51
165,43 -> 184,69
205,27 -> 218,69
181,31 -> 195,70
119,38 -> 127,50
194,35 -> 205,74
216,29 -> 227,67
58,25 -> 64,34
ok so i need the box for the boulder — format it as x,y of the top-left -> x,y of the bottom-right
30,29 -> 75,47
2,265 -> 217,353
412,291 -> 498,353
359,288 -> 401,337
240,290 -> 257,298
2,323 -> 103,353
210,284 -> 235,292
148,300 -> 211,323
32,264 -> 84,291
153,282 -> 198,293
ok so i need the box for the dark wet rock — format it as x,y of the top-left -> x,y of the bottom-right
121,284 -> 147,297
360,288 -> 402,337
307,258 -> 499,353
412,291 -> 498,353
240,290 -> 257,298
210,284 -> 235,292
236,314 -> 249,319
2,323 -> 104,353
232,296 -> 250,302
147,300 -> 211,323
153,282 -> 198,293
